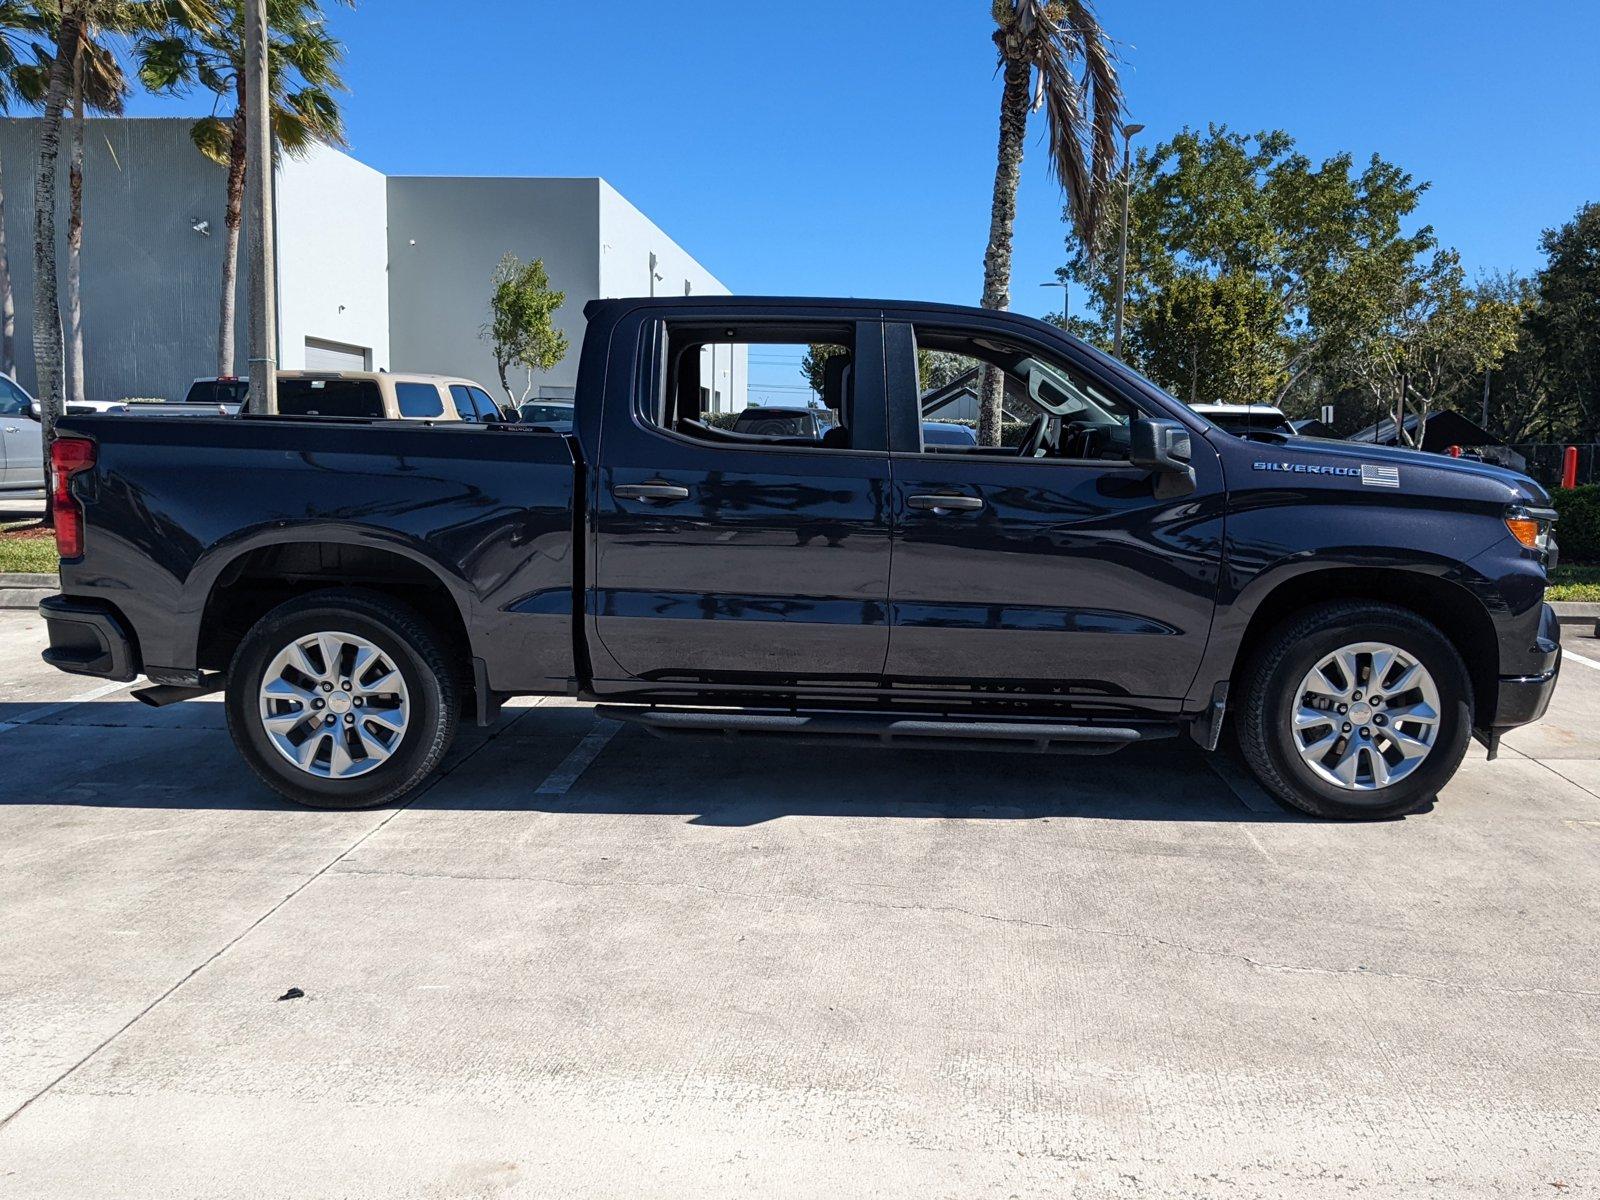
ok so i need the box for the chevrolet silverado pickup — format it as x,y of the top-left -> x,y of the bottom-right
37,297 -> 1563,819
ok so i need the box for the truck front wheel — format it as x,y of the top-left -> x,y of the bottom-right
225,589 -> 460,809
1237,601 -> 1473,820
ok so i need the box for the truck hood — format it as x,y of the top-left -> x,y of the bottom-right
1231,433 -> 1552,506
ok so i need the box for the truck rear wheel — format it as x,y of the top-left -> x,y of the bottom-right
225,589 -> 459,809
1236,601 -> 1473,820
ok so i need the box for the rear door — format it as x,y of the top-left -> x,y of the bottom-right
881,317 -> 1224,703
587,306 -> 894,693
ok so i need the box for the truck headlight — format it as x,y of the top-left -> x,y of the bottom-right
1505,507 -> 1554,553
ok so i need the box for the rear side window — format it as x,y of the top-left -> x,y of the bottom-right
395,382 -> 444,418
276,379 -> 383,418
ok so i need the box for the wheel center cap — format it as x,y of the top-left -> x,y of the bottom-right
1348,701 -> 1372,724
326,691 -> 352,715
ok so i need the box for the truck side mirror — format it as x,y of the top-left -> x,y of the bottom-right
1130,418 -> 1196,496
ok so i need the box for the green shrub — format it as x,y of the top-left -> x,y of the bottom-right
1553,485 -> 1600,564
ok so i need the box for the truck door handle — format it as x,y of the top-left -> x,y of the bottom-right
612,482 -> 690,502
907,493 -> 984,513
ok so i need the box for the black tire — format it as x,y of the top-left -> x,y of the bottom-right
1236,601 -> 1473,820
225,588 -> 460,809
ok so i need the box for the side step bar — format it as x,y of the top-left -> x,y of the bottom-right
595,706 -> 1172,755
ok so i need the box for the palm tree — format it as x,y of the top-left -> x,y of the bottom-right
64,9 -> 140,404
978,0 -> 1122,445
29,1 -> 210,478
140,0 -> 348,377
0,3 -> 49,377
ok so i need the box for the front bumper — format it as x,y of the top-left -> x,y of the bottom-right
39,594 -> 140,681
1486,601 -> 1562,730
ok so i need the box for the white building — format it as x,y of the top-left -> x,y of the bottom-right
0,118 -> 745,410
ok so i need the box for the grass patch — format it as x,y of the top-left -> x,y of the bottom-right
0,522 -> 58,574
1549,564 -> 1600,603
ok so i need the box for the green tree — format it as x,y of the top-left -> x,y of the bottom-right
1067,126 -> 1433,413
979,0 -> 1121,446
1525,202 -> 1600,442
481,252 -> 567,407
139,0 -> 348,376
1344,250 -> 1522,445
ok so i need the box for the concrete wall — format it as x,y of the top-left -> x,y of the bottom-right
277,142 -> 389,372
598,180 -> 746,412
386,176 -> 600,403
0,117 -> 249,403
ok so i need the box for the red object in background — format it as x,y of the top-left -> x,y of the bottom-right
50,437 -> 95,559
1446,445 -> 1463,457
1561,445 -> 1579,490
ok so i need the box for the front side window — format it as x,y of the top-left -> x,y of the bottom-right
468,387 -> 503,422
0,375 -> 28,415
395,382 -> 444,418
906,327 -> 1136,461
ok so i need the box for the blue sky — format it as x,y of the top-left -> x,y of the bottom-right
129,0 -> 1600,322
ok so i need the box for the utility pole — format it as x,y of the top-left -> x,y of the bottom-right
245,0 -> 278,414
1111,123 -> 1144,360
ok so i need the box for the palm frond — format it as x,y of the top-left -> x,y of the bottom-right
188,111 -> 233,164
1011,0 -> 1123,251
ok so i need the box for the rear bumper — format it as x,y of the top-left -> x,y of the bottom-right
1486,602 -> 1562,730
38,594 -> 140,681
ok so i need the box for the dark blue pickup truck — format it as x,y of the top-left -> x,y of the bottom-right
38,297 -> 1562,819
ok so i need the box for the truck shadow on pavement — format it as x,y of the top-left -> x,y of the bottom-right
0,699 -> 1360,823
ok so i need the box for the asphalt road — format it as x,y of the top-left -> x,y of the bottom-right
1,609 -> 1597,1198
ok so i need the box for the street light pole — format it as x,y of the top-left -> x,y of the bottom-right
245,0 -> 278,415
1039,278 -> 1070,323
1111,122 -> 1144,360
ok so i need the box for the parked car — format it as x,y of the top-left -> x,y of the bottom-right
1189,402 -> 1295,437
184,377 -> 252,408
730,405 -> 828,439
0,372 -> 42,490
38,296 -> 1561,821
236,372 -> 504,422
515,399 -> 575,431
921,421 -> 978,448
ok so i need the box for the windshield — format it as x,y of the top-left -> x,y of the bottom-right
518,403 -> 573,425
186,379 -> 251,406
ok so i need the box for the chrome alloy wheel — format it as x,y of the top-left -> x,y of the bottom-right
1291,642 -> 1441,791
257,631 -> 410,779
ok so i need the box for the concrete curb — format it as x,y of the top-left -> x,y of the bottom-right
0,573 -> 55,610
1551,601 -> 1600,627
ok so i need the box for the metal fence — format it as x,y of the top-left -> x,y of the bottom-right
1506,444 -> 1600,488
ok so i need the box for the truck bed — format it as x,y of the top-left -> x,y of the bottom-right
55,413 -> 579,695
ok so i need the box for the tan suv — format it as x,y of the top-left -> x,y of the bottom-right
243,372 -> 507,422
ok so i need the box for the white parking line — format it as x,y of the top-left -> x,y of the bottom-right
534,718 -> 621,795
0,679 -> 132,735
1563,647 -> 1600,672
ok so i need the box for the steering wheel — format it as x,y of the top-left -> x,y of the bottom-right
1018,413 -> 1049,458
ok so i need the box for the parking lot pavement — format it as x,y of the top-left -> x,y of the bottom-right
1,610 -> 1596,1199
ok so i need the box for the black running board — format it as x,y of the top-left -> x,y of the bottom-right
595,706 -> 1171,755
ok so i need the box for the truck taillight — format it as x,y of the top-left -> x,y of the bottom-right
50,437 -> 95,560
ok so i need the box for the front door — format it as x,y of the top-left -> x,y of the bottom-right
881,318 -> 1225,703
0,376 -> 42,489
588,311 -> 893,693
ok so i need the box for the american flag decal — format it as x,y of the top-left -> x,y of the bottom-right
1361,464 -> 1400,488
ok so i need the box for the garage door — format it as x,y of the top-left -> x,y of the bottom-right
304,337 -> 370,371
